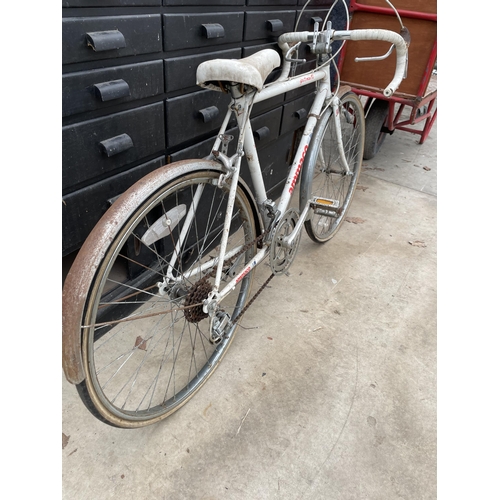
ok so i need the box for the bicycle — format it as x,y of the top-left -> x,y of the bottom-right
62,0 -> 409,428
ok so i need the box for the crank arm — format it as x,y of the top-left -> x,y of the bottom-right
281,205 -> 312,249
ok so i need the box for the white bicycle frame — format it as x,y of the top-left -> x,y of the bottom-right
161,25 -> 408,314
160,62 -> 338,307
212,71 -> 335,297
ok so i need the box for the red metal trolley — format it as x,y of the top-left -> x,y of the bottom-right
338,0 -> 437,159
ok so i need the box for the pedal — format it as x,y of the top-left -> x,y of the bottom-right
310,197 -> 340,217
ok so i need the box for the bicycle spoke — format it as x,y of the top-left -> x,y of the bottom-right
76,169 -> 256,425
303,93 -> 365,243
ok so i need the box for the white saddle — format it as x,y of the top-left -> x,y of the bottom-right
196,49 -> 281,92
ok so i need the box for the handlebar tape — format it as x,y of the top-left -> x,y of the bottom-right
348,29 -> 407,97
278,29 -> 408,98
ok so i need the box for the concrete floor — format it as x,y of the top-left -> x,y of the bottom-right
62,118 -> 437,499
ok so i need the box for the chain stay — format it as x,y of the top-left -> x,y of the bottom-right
184,228 -> 273,331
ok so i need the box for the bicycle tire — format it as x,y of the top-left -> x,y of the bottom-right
299,91 -> 365,243
363,98 -> 389,160
64,161 -> 258,428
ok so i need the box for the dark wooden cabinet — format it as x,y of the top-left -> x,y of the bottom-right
62,0 -> 335,256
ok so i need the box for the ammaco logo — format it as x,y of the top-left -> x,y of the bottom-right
289,144 -> 308,194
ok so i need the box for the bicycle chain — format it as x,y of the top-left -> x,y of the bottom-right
232,272 -> 274,324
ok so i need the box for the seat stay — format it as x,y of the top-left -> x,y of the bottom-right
165,182 -> 205,281
210,107 -> 234,156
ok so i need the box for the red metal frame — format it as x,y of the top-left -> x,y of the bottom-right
339,0 -> 437,144
349,2 -> 437,23
360,89 -> 437,144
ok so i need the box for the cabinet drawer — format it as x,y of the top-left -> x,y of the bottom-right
242,44 -> 284,115
170,108 -> 285,198
164,0 -> 244,4
63,0 -> 160,6
169,134 -> 216,164
63,102 -> 165,191
62,156 -> 166,256
245,131 -> 294,199
247,0 -> 297,5
280,92 -> 315,135
169,106 -> 282,163
244,11 -> 296,42
242,43 -> 281,83
62,15 -> 162,65
166,90 -> 233,148
165,48 -> 241,94
249,107 -> 283,149
63,61 -> 164,117
294,8 -> 332,61
163,12 -> 244,52
298,0 -> 333,5
294,8 -> 331,30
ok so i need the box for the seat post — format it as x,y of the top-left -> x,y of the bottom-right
227,86 -> 257,156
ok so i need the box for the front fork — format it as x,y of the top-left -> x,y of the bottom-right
281,93 -> 352,248
332,94 -> 352,176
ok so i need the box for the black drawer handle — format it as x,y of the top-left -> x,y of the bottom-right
266,19 -> 284,32
253,126 -> 270,141
311,17 -> 323,26
293,108 -> 307,120
99,133 -> 134,157
197,106 -> 219,123
93,79 -> 130,102
201,23 -> 225,39
86,30 -> 126,52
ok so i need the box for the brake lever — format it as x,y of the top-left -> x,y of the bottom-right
310,20 -> 334,55
355,44 -> 394,63
284,43 -> 306,64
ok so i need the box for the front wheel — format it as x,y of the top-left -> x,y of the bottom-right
64,162 -> 258,428
300,91 -> 365,243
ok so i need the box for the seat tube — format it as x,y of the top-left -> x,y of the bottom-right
243,120 -> 267,207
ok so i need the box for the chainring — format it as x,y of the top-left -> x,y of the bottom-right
269,209 -> 301,275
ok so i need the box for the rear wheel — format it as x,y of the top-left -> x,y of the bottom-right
69,165 -> 258,427
300,91 -> 365,243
